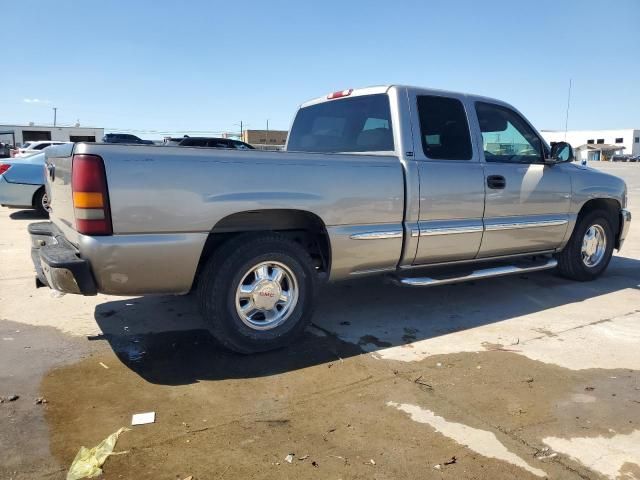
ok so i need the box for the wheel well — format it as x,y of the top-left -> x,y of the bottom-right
31,186 -> 44,207
193,209 -> 331,287
577,198 -> 621,236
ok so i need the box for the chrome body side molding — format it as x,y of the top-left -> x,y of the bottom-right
350,230 -> 404,240
484,219 -> 568,231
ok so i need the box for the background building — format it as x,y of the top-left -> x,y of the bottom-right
242,129 -> 288,150
0,124 -> 105,146
541,129 -> 640,161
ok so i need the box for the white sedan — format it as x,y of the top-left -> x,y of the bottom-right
14,141 -> 65,158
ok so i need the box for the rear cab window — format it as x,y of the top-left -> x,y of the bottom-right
417,95 -> 473,160
287,94 -> 394,153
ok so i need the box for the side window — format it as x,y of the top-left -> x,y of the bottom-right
476,102 -> 542,163
417,95 -> 473,160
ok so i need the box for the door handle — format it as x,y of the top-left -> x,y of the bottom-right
487,175 -> 506,189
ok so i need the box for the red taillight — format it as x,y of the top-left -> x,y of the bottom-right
327,89 -> 353,99
71,154 -> 112,235
0,163 -> 10,175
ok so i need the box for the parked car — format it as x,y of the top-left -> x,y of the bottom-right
611,154 -> 631,162
178,137 -> 255,149
629,155 -> 639,163
30,85 -> 631,353
0,152 -> 48,215
102,133 -> 154,145
15,141 -> 65,158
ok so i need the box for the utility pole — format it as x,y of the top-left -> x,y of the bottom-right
52,107 -> 57,127
266,119 -> 269,147
240,120 -> 243,141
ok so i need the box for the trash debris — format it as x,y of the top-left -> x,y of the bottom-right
414,375 -> 433,389
51,289 -> 66,298
99,362 -> 109,369
444,456 -> 457,465
1,394 -> 20,403
434,464 -> 442,470
285,454 -> 294,463
524,377 -> 534,383
311,461 -> 318,467
2,337 -> 14,341
131,412 -> 155,426
585,386 -> 595,391
35,397 -> 48,405
369,459 -> 376,465
436,362 -> 442,367
66,427 -> 129,480
182,476 -> 193,480
298,455 -> 309,461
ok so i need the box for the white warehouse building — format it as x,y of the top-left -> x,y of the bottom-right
0,124 -> 105,147
541,129 -> 640,162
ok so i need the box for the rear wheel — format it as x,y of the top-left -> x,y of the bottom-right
557,209 -> 615,281
33,188 -> 49,217
197,233 -> 318,353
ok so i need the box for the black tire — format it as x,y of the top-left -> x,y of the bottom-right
33,188 -> 49,218
557,209 -> 615,281
197,233 -> 318,354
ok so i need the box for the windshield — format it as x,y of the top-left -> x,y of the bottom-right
287,94 -> 394,153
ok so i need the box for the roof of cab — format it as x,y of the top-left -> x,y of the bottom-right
299,84 -> 510,109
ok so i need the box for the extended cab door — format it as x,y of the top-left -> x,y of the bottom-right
411,92 -> 486,264
474,101 -> 571,257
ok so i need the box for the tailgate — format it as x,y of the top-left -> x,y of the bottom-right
44,143 -> 80,245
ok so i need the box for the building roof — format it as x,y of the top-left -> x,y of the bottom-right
576,143 -> 625,151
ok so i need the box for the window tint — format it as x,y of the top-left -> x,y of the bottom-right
596,139 -> 604,144
476,102 -> 542,163
587,139 -> 594,144
615,137 -> 623,143
34,143 -> 50,150
287,94 -> 394,153
417,95 -> 472,160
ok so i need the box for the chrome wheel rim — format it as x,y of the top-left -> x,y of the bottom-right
581,224 -> 606,267
41,192 -> 50,212
235,261 -> 299,330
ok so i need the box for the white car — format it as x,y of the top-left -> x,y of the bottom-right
15,141 -> 65,158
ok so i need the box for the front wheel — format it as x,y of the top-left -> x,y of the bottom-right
557,210 -> 615,281
197,233 -> 318,353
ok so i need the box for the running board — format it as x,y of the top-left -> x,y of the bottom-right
392,258 -> 558,287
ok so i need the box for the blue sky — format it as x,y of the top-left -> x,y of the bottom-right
1,0 -> 638,139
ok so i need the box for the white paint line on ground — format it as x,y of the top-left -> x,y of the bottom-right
544,430 -> 640,480
387,401 -> 546,477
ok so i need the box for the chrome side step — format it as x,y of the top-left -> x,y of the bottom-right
392,258 -> 558,287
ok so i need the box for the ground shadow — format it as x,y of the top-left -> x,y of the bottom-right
94,254 -> 640,385
9,209 -> 48,220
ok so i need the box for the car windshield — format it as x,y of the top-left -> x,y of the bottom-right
22,142 -> 32,149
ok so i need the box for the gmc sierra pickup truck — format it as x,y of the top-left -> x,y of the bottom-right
30,85 -> 631,353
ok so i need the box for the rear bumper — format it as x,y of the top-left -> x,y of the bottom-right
29,222 -> 97,295
617,209 -> 631,250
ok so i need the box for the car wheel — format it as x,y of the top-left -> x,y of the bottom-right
197,233 -> 318,354
557,209 -> 615,281
33,188 -> 50,217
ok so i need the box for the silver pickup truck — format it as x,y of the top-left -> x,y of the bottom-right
30,85 -> 631,353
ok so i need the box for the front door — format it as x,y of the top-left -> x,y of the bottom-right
474,101 -> 571,257
412,93 -> 486,264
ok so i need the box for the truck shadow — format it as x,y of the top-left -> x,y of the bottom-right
93,254 -> 640,385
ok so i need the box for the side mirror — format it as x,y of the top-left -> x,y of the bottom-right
547,141 -> 574,164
